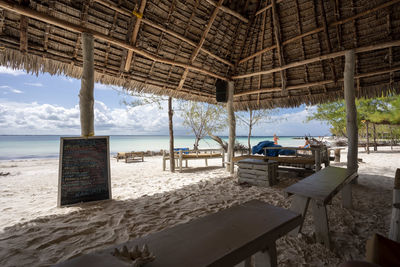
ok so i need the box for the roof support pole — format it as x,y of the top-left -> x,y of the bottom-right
79,33 -> 95,137
344,49 -> 358,187
226,81 -> 236,174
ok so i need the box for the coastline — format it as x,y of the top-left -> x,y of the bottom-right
0,147 -> 399,266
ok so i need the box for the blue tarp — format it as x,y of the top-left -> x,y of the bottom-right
251,141 -> 295,156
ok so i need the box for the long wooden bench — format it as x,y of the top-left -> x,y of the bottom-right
284,166 -> 358,249
116,152 -> 144,163
163,148 -> 225,172
56,200 -> 301,267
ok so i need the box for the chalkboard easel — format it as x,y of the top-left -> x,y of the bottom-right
58,136 -> 111,207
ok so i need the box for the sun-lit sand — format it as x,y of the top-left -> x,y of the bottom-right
0,147 -> 399,266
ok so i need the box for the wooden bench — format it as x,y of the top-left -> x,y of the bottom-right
117,152 -> 144,163
56,200 -> 301,267
284,166 -> 358,249
163,148 -> 225,172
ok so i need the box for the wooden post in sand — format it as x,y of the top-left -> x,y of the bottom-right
168,97 -> 175,172
79,33 -> 95,137
226,81 -> 236,174
389,169 -> 400,242
373,123 -> 377,151
366,120 -> 370,154
343,49 -> 357,206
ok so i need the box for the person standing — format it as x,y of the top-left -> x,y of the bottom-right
273,134 -> 279,145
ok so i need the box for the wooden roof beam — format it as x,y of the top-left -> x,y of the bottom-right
234,66 -> 400,97
204,0 -> 249,23
271,0 -> 287,91
0,0 -> 228,81
177,0 -> 224,91
19,15 -> 28,52
232,39 -> 400,79
255,0 -> 284,16
239,0 -> 400,65
93,0 -> 233,67
124,0 -> 146,72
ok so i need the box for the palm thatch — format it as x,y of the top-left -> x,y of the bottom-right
0,0 -> 399,110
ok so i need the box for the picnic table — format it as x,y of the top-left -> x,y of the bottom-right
284,166 -> 358,249
56,200 -> 301,267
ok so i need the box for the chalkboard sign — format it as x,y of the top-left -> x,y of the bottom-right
58,136 -> 111,207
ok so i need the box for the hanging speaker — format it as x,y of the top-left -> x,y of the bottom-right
215,79 -> 228,102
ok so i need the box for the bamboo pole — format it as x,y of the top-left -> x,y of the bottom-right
344,49 -> 358,178
203,0 -> 249,23
0,1 -> 228,81
79,33 -> 95,137
232,40 -> 400,80
227,81 -> 236,174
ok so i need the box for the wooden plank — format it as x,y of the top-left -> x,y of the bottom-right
389,169 -> 400,242
311,200 -> 331,249
284,166 -> 357,204
238,177 -> 270,187
288,195 -> 310,236
239,168 -> 268,176
56,200 -> 301,267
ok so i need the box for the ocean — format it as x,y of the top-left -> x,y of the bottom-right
0,135 -> 305,160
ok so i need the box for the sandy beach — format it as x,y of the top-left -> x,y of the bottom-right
0,147 -> 399,266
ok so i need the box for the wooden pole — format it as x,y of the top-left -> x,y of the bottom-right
373,123 -> 377,151
168,97 -> 175,172
366,120 -> 370,154
344,49 -> 358,180
389,169 -> 400,242
79,33 -> 95,137
227,81 -> 236,174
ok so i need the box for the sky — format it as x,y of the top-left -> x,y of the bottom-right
0,66 -> 331,136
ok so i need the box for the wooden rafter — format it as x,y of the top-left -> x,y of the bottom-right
387,8 -> 394,88
124,0 -> 147,72
318,0 -> 337,82
93,0 -> 233,67
271,0 -> 286,91
0,0 -> 228,81
72,1 -> 90,63
294,0 -> 310,95
204,0 -> 249,23
257,9 -> 266,105
331,0 -> 342,49
176,0 -> 224,91
19,15 -> 28,52
239,0 -> 400,65
232,39 -> 400,79
234,66 -> 400,97
255,0 -> 284,16
43,1 -> 55,52
103,2 -> 120,71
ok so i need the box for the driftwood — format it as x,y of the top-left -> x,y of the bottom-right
209,134 -> 247,153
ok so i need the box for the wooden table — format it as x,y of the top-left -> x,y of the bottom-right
56,200 -> 301,267
284,166 -> 357,249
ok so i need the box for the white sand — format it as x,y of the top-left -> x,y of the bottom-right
0,148 -> 399,266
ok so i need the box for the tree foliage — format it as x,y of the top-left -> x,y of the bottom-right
180,101 -> 227,150
307,95 -> 400,137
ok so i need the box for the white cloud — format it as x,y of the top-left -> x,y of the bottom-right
61,76 -> 75,83
0,66 -> 26,76
0,100 -> 179,135
24,82 -> 43,87
0,85 -> 23,94
10,89 -> 23,94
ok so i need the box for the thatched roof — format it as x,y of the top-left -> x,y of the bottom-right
0,0 -> 399,110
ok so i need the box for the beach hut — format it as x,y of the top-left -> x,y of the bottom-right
0,0 -> 399,265
0,0 -> 399,175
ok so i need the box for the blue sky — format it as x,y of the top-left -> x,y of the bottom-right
0,66 -> 331,136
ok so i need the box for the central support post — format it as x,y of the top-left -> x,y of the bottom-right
79,33 -> 95,137
343,49 -> 357,208
226,81 -> 236,174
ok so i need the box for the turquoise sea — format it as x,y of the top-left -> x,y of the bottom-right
0,135 -> 305,160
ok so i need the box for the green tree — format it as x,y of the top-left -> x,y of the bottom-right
306,101 -> 347,136
180,101 -> 227,150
